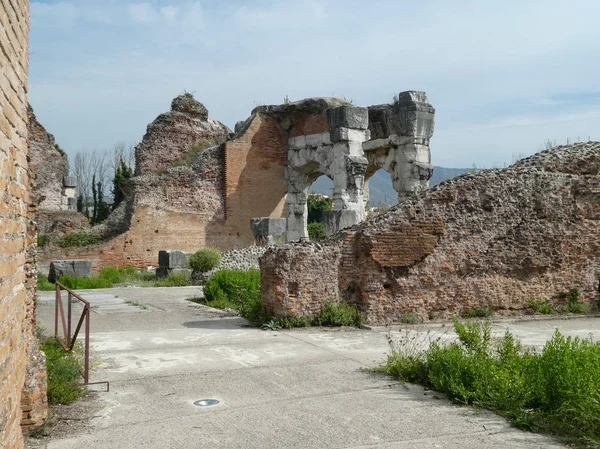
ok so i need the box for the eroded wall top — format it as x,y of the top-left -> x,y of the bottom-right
135,94 -> 231,175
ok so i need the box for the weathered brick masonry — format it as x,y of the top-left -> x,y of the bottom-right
39,99 -> 290,269
261,143 -> 600,323
0,1 -> 48,447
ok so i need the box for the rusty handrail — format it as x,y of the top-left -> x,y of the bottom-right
54,282 -> 109,391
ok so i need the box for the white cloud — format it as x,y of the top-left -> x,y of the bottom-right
27,0 -> 600,168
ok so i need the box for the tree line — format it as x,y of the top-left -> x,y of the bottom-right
72,142 -> 134,225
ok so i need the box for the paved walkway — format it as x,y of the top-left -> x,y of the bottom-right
30,286 -> 600,448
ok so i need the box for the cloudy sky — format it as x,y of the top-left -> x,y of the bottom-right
29,0 -> 600,168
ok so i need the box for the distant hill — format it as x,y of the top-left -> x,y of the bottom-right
310,166 -> 471,206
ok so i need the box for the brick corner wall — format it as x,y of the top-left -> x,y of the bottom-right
1,1 -> 49,447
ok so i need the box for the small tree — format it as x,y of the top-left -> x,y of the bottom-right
307,194 -> 332,224
112,157 -> 133,209
91,174 -> 110,224
96,182 -> 110,223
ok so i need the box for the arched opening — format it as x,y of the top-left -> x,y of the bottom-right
366,168 -> 397,208
307,175 -> 333,241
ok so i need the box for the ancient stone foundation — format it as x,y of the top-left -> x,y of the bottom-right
260,142 -> 600,324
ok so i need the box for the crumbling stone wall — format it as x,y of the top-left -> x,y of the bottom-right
261,142 -> 600,323
134,93 -> 230,176
1,1 -> 48,447
27,105 -> 70,210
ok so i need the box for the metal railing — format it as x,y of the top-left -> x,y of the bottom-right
54,282 -> 109,391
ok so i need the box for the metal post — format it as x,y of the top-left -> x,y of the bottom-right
84,305 -> 90,384
67,292 -> 72,348
54,283 -> 59,338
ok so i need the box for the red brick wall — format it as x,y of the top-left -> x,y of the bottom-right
1,1 -> 48,446
38,113 -> 290,269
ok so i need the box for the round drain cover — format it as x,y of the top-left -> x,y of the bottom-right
193,399 -> 220,407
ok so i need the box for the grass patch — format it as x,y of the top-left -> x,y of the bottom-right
460,307 -> 494,318
41,338 -> 84,405
401,313 -> 424,324
55,232 -> 101,248
529,298 -> 554,315
37,274 -> 56,291
153,272 -> 192,287
376,319 -> 600,448
38,267 -> 192,290
203,269 -> 264,323
58,274 -> 112,290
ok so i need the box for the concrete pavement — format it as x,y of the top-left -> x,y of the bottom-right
30,286 -> 600,448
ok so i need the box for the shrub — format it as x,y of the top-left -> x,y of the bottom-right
154,272 -> 192,287
58,274 -> 112,290
204,269 -> 263,323
529,298 -> 554,315
376,320 -> 600,447
188,248 -> 222,273
37,233 -> 48,246
313,301 -> 363,327
56,232 -> 101,248
560,288 -> 590,314
37,274 -> 56,291
460,307 -> 494,318
564,301 -> 590,314
41,338 -> 84,404
308,222 -> 326,241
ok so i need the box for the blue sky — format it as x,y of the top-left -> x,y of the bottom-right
29,0 -> 600,168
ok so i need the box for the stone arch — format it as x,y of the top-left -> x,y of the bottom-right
285,106 -> 371,241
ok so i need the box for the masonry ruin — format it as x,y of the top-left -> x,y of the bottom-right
28,106 -> 88,243
260,142 -> 600,323
39,92 -> 434,270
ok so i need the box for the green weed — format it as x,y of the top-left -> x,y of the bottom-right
37,274 -> 56,291
55,232 -> 101,248
529,299 -> 554,315
204,269 -> 264,323
153,272 -> 192,287
401,313 -> 424,324
377,320 -> 600,447
41,338 -> 84,404
460,307 -> 494,318
560,288 -> 590,314
313,301 -> 363,327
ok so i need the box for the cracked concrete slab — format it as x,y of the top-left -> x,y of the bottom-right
29,286 -> 598,449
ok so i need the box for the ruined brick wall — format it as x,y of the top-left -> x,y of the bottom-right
223,113 -> 288,243
261,143 -> 600,324
1,0 -> 48,446
38,112 -> 290,269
